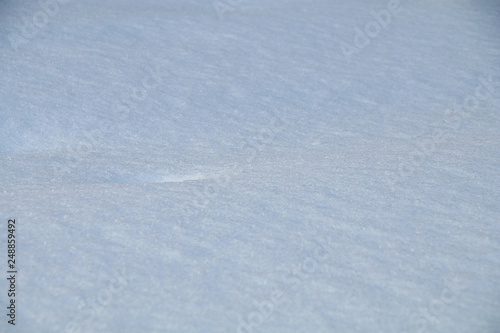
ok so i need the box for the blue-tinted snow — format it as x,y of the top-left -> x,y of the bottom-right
1,0 -> 499,332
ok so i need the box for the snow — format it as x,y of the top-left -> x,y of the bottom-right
1,0 -> 499,332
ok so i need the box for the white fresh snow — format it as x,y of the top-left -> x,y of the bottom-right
1,0 -> 499,332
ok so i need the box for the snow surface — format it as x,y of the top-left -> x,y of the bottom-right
1,0 -> 499,332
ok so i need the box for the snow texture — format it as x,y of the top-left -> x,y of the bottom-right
1,0 -> 499,332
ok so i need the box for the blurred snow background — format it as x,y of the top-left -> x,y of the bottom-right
0,0 -> 499,332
